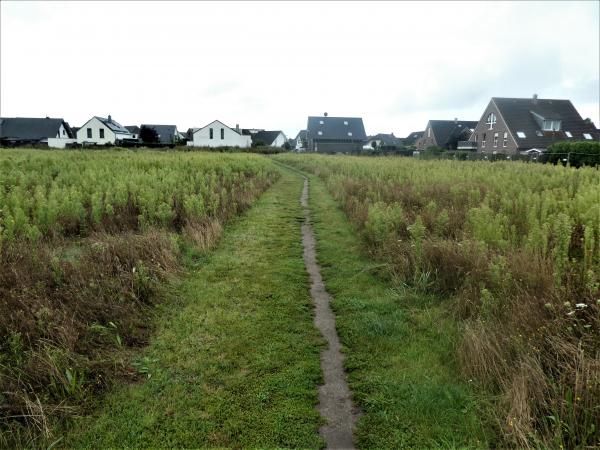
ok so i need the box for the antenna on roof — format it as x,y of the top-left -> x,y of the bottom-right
324,112 -> 328,117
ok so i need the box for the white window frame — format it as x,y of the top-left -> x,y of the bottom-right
482,132 -> 486,147
493,132 -> 498,147
486,113 -> 497,130
503,132 -> 507,147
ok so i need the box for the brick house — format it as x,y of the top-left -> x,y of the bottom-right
415,119 -> 477,151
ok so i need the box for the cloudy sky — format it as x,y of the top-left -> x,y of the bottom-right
1,1 -> 598,138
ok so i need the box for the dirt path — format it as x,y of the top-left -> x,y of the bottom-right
300,176 -> 360,449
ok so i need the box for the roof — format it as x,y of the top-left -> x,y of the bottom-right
125,125 -> 141,134
192,120 -> 242,135
252,130 -> 283,146
367,133 -> 403,145
403,131 -> 424,145
0,117 -> 73,140
307,116 -> 367,141
140,124 -> 178,144
429,120 -> 478,147
492,97 -> 599,149
295,130 -> 307,140
90,116 -> 131,134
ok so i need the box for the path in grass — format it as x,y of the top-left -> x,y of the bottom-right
64,167 -> 325,448
301,176 -> 360,449
301,169 -> 495,449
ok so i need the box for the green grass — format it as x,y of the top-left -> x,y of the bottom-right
63,167 -> 324,448
304,171 -> 496,449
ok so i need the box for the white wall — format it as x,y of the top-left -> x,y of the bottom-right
76,117 -> 117,144
191,120 -> 251,148
272,132 -> 287,147
48,138 -> 77,148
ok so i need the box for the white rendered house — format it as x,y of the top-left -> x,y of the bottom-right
76,115 -> 136,145
187,120 -> 251,148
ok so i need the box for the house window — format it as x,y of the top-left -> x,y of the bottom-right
486,113 -> 497,129
427,128 -> 431,138
344,121 -> 348,125
348,132 -> 353,136
87,128 -> 92,138
99,128 -> 105,139
319,120 -> 324,125
493,132 -> 498,147
503,132 -> 507,147
517,131 -> 526,138
317,131 -> 323,136
210,128 -> 213,139
543,120 -> 561,131
221,128 -> 224,139
62,129 -> 65,136
482,132 -> 486,147
583,133 -> 592,140
565,131 -> 573,138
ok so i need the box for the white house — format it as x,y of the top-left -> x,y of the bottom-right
187,120 -> 251,148
76,115 -> 136,145
251,130 -> 287,147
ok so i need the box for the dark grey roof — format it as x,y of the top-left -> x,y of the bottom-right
125,125 -> 141,134
492,97 -> 599,149
295,130 -> 307,140
140,124 -> 178,144
0,117 -> 74,141
307,116 -> 366,141
403,131 -> 424,145
367,133 -> 403,145
92,116 -> 131,134
429,120 -> 478,147
252,130 -> 283,146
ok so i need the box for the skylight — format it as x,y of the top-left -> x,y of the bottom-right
583,133 -> 592,140
517,131 -> 526,138
319,120 -> 324,125
344,121 -> 348,125
348,132 -> 353,136
565,131 -> 572,138
317,131 -> 323,136
536,130 -> 543,137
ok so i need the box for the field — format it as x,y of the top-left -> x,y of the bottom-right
275,154 -> 600,448
1,148 -> 598,448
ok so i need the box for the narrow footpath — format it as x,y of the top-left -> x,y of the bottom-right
300,176 -> 360,449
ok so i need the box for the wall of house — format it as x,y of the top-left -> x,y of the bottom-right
48,138 -> 77,148
191,121 -> 251,148
311,140 -> 363,154
415,123 -> 438,150
472,100 -> 518,154
271,133 -> 287,147
76,117 -> 117,144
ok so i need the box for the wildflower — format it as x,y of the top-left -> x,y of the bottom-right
575,303 -> 587,309
133,267 -> 136,273
567,311 -> 575,316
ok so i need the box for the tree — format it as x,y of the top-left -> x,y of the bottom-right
140,126 -> 159,144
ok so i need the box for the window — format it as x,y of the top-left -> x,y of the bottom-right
221,128 -> 224,139
486,112 -> 497,129
348,132 -> 353,136
493,132 -> 498,147
427,128 -> 431,138
583,133 -> 592,140
503,132 -> 507,147
474,134 -> 477,142
319,120 -> 324,125
517,131 -> 526,138
87,128 -> 92,138
209,128 -> 213,139
62,129 -> 65,136
344,121 -> 348,125
482,132 -> 486,147
565,131 -> 573,138
99,128 -> 105,139
317,131 -> 323,136
542,120 -> 561,131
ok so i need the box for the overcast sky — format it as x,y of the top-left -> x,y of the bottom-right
1,1 -> 598,138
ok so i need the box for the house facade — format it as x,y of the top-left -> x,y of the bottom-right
187,120 -> 251,148
415,120 -> 477,151
0,117 -> 74,146
466,96 -> 600,154
306,115 -> 366,153
295,130 -> 307,151
76,115 -> 136,145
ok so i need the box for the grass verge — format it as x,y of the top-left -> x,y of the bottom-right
62,167 -> 324,448
305,171 -> 496,448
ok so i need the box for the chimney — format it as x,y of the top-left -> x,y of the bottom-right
324,112 -> 328,117
454,117 -> 458,124
108,114 -> 112,122
235,124 -> 240,133
533,94 -> 538,104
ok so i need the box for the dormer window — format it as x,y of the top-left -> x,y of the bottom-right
542,120 -> 561,131
486,113 -> 496,129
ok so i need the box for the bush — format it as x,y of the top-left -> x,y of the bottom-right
545,141 -> 600,167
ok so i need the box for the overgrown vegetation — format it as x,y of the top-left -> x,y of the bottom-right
545,140 -> 600,167
0,149 -> 278,447
275,154 -> 600,448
